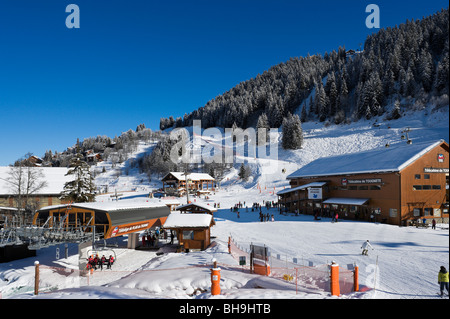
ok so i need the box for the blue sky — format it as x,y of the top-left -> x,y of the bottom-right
0,0 -> 448,165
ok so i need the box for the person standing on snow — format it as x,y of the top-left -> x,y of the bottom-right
361,240 -> 374,255
438,266 -> 449,297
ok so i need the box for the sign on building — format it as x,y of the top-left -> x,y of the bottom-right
308,187 -> 322,199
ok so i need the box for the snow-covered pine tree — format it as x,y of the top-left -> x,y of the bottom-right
300,102 -> 308,123
60,142 -> 96,203
390,100 -> 402,120
238,163 -> 251,181
282,113 -> 303,150
256,112 -> 270,144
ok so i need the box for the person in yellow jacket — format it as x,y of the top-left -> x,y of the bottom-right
438,266 -> 449,297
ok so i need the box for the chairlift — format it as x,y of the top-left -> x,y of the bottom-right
87,248 -> 117,264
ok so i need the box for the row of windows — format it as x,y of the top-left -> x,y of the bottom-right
415,174 -> 431,179
331,185 -> 381,191
413,185 -> 441,190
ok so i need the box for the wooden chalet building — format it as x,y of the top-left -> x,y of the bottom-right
278,140 -> 449,226
163,203 -> 217,252
161,172 -> 215,196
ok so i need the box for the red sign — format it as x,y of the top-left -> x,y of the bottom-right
108,221 -> 151,238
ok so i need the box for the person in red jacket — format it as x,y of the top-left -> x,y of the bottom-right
107,255 -> 114,269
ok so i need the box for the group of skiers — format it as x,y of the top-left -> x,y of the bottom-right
87,254 -> 114,271
141,229 -> 160,248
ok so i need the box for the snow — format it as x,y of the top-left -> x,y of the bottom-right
164,212 -> 213,228
0,106 -> 448,300
163,172 -> 215,181
176,202 -> 217,212
276,182 -> 327,195
322,198 -> 370,205
39,198 -> 168,212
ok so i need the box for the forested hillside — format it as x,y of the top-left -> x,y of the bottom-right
160,8 -> 449,130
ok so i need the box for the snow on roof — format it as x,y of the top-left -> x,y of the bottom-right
159,198 -> 181,205
176,202 -> 217,212
39,199 -> 167,212
277,182 -> 327,195
0,166 -> 72,195
163,172 -> 215,181
163,212 -> 213,228
322,198 -> 370,206
287,140 -> 446,179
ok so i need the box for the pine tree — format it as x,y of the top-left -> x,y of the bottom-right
238,163 -> 251,181
390,100 -> 402,120
256,112 -> 270,144
300,102 -> 308,122
60,142 -> 96,203
434,53 -> 449,94
282,114 -> 303,150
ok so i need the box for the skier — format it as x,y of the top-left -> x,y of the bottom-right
361,240 -> 374,255
438,266 -> 449,297
100,255 -> 106,270
107,255 -> 114,269
432,219 -> 436,230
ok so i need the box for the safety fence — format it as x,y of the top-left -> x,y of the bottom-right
228,235 -> 357,295
2,238 -> 357,298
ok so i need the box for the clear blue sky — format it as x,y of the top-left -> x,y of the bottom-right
0,0 -> 448,165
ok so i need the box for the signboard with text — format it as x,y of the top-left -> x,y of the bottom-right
342,178 -> 382,185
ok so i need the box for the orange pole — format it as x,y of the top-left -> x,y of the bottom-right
354,265 -> 359,292
330,263 -> 340,297
228,237 -> 231,254
211,259 -> 221,295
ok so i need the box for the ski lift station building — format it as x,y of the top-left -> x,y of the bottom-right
278,140 -> 449,226
33,200 -> 171,240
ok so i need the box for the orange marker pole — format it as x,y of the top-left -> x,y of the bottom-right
330,262 -> 340,297
211,259 -> 221,296
354,265 -> 359,292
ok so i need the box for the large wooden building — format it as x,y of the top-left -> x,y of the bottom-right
278,140 -> 449,226
161,172 -> 215,196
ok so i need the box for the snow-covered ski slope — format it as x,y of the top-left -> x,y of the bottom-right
0,106 -> 448,299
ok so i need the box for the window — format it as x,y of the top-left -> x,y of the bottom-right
424,174 -> 430,179
358,186 -> 368,190
370,185 -> 381,190
413,185 -> 422,190
415,174 -> 421,179
422,185 -> 431,190
349,186 -> 357,190
432,185 -> 441,190
389,208 -> 397,217
434,208 -> 442,217
183,230 -> 194,240
424,208 -> 432,216
413,208 -> 421,217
